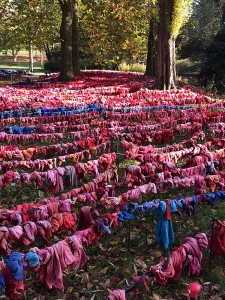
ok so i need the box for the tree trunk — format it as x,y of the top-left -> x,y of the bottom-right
40,50 -> 44,68
29,42 -> 34,72
11,47 -> 20,62
155,0 -> 176,90
59,0 -> 75,81
145,19 -> 156,77
45,44 -> 52,61
72,0 -> 80,75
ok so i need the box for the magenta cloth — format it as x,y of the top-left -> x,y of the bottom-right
67,235 -> 89,269
38,240 -> 76,291
108,289 -> 126,300
45,167 -> 65,194
22,221 -> 37,246
37,220 -> 53,244
194,233 -> 208,249
182,233 -> 208,276
78,206 -> 95,230
151,245 -> 186,284
59,199 -> 71,212
0,226 -> 11,255
9,226 -> 23,241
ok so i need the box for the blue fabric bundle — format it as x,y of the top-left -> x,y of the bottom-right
24,252 -> 40,269
151,201 -> 175,250
215,191 -> 225,201
0,275 -> 5,293
4,252 -> 24,281
118,211 -> 134,222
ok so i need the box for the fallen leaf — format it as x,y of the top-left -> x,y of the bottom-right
90,294 -> 96,300
65,286 -> 73,294
149,250 -> 163,258
125,268 -> 132,274
147,237 -> 154,245
135,258 -> 147,269
180,288 -> 189,297
80,272 -> 90,283
203,286 -> 210,292
99,279 -> 111,289
212,284 -> 221,291
110,276 -> 121,285
152,292 -> 161,300
88,265 -> 96,271
109,240 -> 118,246
203,282 -> 211,285
87,282 -> 94,289
133,264 -> 138,275
100,267 -> 109,274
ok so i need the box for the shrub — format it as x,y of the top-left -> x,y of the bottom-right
199,26 -> 225,94
118,62 -> 145,73
44,59 -> 60,73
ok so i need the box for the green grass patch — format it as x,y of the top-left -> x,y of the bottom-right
0,60 -> 44,72
118,62 -> 145,73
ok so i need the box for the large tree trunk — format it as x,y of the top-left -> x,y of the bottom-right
145,19 -> 156,77
155,0 -> 176,90
59,0 -> 74,81
72,0 -> 80,75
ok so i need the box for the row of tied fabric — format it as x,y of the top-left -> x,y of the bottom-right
106,217 -> 225,300
0,79 -> 217,112
0,105 -> 224,144
1,133 -> 225,195
0,97 -> 223,296
0,106 -> 224,164
1,187 -> 225,299
0,105 -> 223,129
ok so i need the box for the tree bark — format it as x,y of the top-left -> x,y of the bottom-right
12,48 -> 19,62
59,0 -> 75,81
45,44 -> 52,62
145,19 -> 156,77
154,0 -> 177,90
29,42 -> 34,72
40,50 -> 44,68
72,0 -> 80,75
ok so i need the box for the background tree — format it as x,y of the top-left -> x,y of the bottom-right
199,3 -> 225,93
145,1 -> 158,76
154,0 -> 192,90
178,0 -> 225,60
59,0 -> 75,81
0,0 -> 60,70
78,0 -> 149,69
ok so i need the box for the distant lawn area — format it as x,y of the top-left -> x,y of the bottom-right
0,61 -> 44,72
0,50 -> 46,72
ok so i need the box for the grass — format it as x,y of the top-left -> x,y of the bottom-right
0,61 -> 44,72
118,59 -> 202,75
118,62 -> 146,73
2,131 -> 225,299
0,75 -> 225,299
0,54 -> 200,75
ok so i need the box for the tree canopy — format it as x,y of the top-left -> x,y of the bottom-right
1,0 -> 224,89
